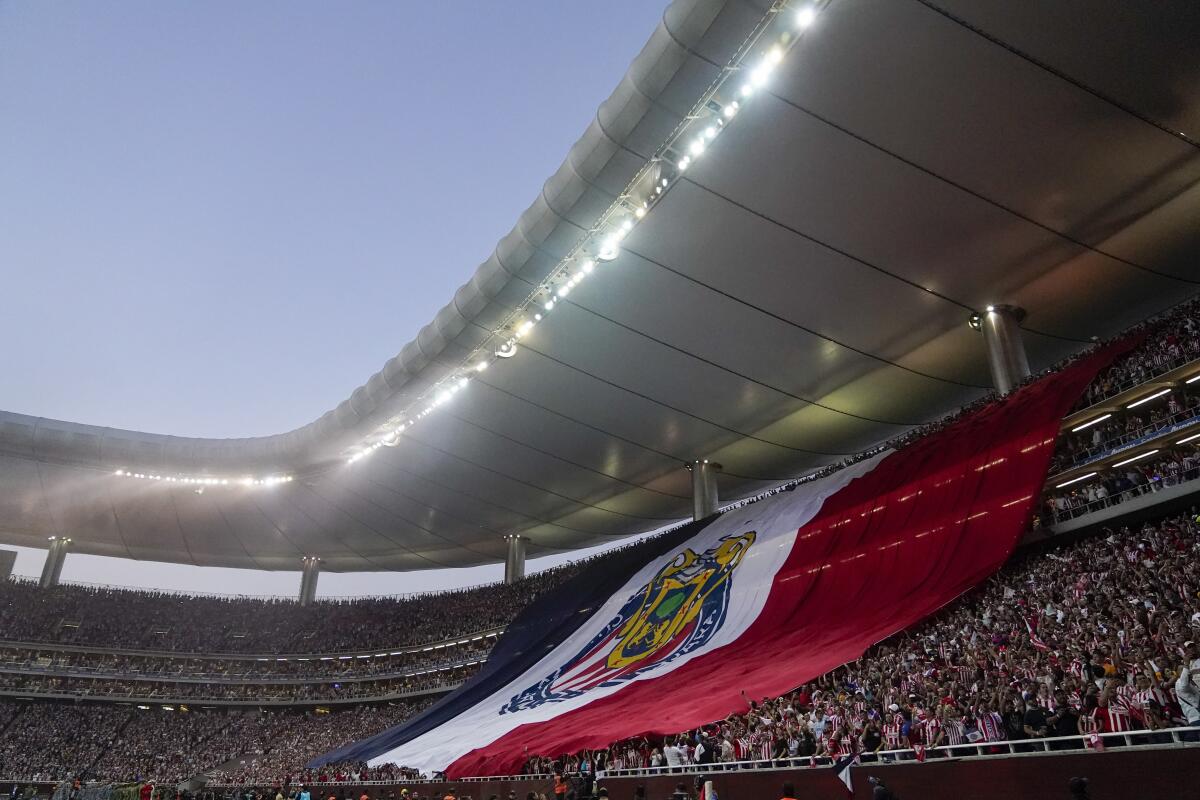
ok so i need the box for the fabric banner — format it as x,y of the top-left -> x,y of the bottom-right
329,340 -> 1129,777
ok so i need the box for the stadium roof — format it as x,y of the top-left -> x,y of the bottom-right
2,0 -> 1198,571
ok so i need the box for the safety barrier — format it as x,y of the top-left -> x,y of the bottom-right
597,726 -> 1200,779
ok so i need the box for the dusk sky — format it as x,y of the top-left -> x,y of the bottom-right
0,1 -> 668,595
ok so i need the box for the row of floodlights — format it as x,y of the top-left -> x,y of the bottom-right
114,470 -> 293,487
343,4 -> 821,466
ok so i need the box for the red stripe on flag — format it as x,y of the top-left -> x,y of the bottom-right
446,339 -> 1136,777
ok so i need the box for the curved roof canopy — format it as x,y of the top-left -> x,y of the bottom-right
2,0 -> 1199,571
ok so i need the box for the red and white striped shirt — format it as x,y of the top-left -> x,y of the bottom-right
941,719 -> 966,747
1134,687 -> 1168,709
976,712 -> 1005,742
751,732 -> 772,761
882,722 -> 904,749
1101,705 -> 1135,733
924,718 -> 942,747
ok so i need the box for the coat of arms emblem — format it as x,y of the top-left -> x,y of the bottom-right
502,530 -> 755,714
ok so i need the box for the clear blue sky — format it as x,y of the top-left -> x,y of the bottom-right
0,1 -> 668,594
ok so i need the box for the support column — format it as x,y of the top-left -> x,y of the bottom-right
503,535 -> 527,585
299,556 -> 320,606
39,537 -> 70,589
688,460 -> 722,521
973,304 -> 1031,395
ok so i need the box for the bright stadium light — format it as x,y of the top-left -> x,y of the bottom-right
1112,449 -> 1159,468
1070,413 -> 1111,432
1126,388 -> 1171,408
340,0 -> 829,463
117,468 -> 293,486
1055,472 -> 1097,488
597,236 -> 621,262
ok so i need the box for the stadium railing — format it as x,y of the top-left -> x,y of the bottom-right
595,726 -> 1200,779
1053,404 -> 1200,472
196,728 -> 1200,787
1046,463 -> 1200,524
0,628 -> 504,662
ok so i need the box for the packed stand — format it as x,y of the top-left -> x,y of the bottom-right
1042,445 -> 1200,524
206,704 -> 426,786
1051,388 -> 1200,474
0,638 -> 494,682
0,703 -> 130,782
0,701 -> 428,784
1074,297 -> 1200,410
0,566 -> 584,654
533,510 -> 1200,774
0,667 -> 473,704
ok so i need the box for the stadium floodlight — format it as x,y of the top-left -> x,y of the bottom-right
1055,472 -> 1097,488
1111,449 -> 1159,468
1070,413 -> 1112,432
336,0 -> 830,464
1126,388 -> 1171,408
1186,374 -> 1200,384
1177,432 -> 1200,444
597,236 -> 621,262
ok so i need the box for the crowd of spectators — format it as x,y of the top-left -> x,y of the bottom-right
1051,388 -> 1200,474
0,667 -> 472,704
0,702 -> 428,785
533,509 -> 1200,775
1074,298 -> 1200,410
0,568 -> 581,655
206,704 -> 425,786
0,704 -> 130,782
4,296 -> 1200,786
1042,445 -> 1200,525
0,639 -> 494,683
12,509 -> 1200,785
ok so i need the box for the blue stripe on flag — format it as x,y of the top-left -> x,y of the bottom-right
310,516 -> 717,766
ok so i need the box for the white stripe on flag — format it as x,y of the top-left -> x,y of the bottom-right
370,453 -> 887,774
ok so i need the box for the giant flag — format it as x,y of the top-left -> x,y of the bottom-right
317,340 -> 1130,777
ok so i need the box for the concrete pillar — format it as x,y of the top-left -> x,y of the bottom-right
974,304 -> 1031,395
0,549 -> 15,581
299,556 -> 320,606
504,535 -> 527,584
688,460 -> 722,521
39,537 -> 70,589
